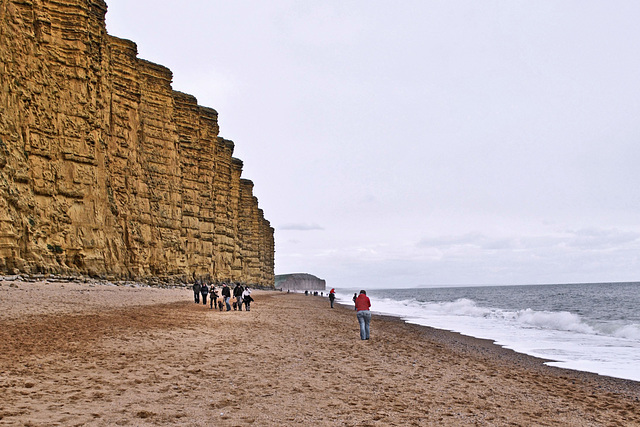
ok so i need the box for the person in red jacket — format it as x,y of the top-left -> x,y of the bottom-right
354,290 -> 371,340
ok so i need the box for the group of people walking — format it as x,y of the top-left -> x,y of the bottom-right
194,282 -> 370,339
192,281 -> 254,311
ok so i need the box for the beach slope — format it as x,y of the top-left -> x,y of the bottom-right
0,281 -> 638,426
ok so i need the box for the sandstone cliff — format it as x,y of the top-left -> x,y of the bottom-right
0,0 -> 275,286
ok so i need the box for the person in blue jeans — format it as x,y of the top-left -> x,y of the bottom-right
221,283 -> 231,311
354,290 -> 371,340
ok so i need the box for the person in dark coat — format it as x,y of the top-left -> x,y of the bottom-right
200,283 -> 209,306
209,286 -> 219,310
221,284 -> 231,311
233,284 -> 244,311
193,281 -> 201,304
329,288 -> 336,308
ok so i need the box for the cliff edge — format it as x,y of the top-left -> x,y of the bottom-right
0,0 -> 274,286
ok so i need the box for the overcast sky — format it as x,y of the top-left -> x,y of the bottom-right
105,1 -> 640,289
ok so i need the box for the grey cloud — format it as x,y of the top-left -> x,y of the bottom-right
417,233 -> 486,248
279,223 -> 325,231
417,228 -> 640,254
563,228 -> 640,250
417,233 -> 517,251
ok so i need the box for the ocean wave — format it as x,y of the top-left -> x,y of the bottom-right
370,296 -> 490,318
611,324 -> 640,340
432,298 -> 490,316
369,296 -> 599,335
337,293 -> 639,341
510,309 -> 596,334
418,299 -> 597,336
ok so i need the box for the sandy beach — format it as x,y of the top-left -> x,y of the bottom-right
0,280 -> 639,426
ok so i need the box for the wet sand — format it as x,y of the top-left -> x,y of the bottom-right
0,280 -> 638,426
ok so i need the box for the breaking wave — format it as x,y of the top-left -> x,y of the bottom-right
341,294 -> 637,340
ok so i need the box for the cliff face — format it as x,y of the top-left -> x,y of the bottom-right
0,0 -> 275,286
275,274 -> 326,291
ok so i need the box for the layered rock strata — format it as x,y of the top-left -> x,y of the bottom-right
0,0 -> 275,286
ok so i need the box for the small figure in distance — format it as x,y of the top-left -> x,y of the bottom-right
329,288 -> 336,309
352,293 -> 357,310
355,290 -> 371,340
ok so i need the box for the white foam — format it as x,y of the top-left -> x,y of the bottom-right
611,323 -> 640,340
510,309 -> 596,334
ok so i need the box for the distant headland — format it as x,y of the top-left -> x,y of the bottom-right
275,273 -> 326,291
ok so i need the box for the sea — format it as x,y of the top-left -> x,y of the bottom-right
334,282 -> 640,382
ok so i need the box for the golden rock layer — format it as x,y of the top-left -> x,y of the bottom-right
0,0 -> 275,286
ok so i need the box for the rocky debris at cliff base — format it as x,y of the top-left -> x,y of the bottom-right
0,274 -> 190,290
